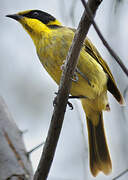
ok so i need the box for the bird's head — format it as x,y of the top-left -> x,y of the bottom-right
6,10 -> 62,41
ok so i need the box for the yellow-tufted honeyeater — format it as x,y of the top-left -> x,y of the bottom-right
7,10 -> 124,177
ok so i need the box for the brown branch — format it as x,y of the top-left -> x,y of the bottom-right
81,0 -> 128,76
33,0 -> 103,179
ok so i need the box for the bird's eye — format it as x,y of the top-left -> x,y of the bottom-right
33,12 -> 39,16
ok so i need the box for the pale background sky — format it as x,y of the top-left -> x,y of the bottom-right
1,0 -> 128,180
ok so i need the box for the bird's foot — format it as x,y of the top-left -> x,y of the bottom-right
54,92 -> 74,110
54,93 -> 87,110
76,68 -> 91,86
71,71 -> 79,82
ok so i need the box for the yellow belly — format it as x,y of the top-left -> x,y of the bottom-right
36,28 -> 107,100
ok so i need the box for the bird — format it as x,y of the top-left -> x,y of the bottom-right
6,10 -> 124,177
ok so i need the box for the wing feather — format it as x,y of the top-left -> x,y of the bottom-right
84,37 -> 123,104
69,27 -> 123,104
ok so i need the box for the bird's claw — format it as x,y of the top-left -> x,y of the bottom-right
67,101 -> 74,110
54,93 -> 87,110
71,68 -> 91,86
54,92 -> 74,110
71,72 -> 79,82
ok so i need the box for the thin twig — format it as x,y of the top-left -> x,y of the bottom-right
81,0 -> 128,76
27,142 -> 45,155
34,0 -> 103,179
112,169 -> 128,180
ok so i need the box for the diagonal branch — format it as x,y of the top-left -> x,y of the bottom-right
112,169 -> 128,180
34,0 -> 103,179
81,0 -> 128,76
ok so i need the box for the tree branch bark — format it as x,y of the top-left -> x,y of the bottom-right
34,0 -> 103,179
81,0 -> 128,76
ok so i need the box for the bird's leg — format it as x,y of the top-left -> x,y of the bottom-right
61,60 -> 91,85
76,68 -> 91,86
68,95 -> 87,99
61,60 -> 79,82
54,93 -> 87,110
67,95 -> 87,109
61,63 -> 91,85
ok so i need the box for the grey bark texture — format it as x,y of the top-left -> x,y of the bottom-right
0,96 -> 33,180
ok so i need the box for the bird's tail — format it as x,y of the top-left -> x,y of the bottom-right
81,100 -> 112,176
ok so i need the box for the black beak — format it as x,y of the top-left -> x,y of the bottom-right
6,14 -> 23,21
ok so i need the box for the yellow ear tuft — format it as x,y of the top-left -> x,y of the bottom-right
47,19 -> 62,26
